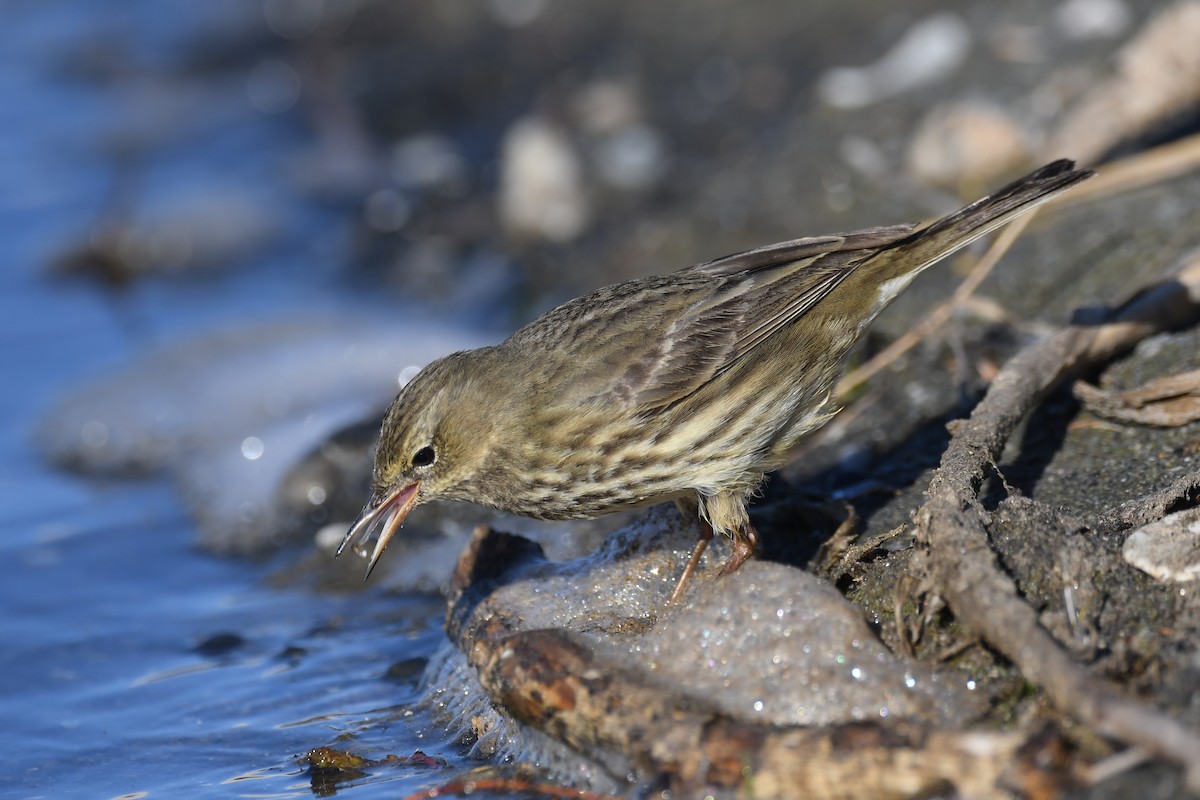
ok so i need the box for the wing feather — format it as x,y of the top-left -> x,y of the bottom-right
577,252 -> 877,412
516,224 -> 918,414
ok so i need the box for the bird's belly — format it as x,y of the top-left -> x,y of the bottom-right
507,475 -> 690,520
496,377 -> 828,521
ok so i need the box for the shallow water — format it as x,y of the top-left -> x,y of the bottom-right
1,3 -> 493,797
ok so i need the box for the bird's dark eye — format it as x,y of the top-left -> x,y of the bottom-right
411,446 -> 436,468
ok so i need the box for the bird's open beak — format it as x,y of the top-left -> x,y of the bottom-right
335,481 -> 421,580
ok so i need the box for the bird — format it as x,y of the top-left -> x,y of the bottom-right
338,159 -> 1094,601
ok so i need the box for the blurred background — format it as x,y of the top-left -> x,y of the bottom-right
1,0 -> 1191,797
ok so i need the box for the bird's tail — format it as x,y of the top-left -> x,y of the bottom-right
866,159 -> 1095,284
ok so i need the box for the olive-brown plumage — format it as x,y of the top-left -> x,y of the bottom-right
340,160 -> 1094,599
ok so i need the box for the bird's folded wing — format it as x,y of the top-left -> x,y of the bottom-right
551,235 -> 908,414
684,224 -> 915,276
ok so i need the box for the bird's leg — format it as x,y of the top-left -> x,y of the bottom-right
667,491 -> 758,602
718,521 -> 759,577
704,490 -> 758,578
672,503 -> 705,604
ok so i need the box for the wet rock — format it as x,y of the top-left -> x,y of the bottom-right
425,510 -> 1022,795
38,313 -> 492,553
178,407 -> 379,554
54,184 -> 280,286
193,631 -> 247,657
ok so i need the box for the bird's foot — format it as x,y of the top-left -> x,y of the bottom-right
717,522 -> 758,577
668,518 -> 759,603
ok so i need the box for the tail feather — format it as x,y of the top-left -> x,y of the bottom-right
871,159 -> 1095,281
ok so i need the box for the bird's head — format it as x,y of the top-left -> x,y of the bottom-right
336,350 -> 499,578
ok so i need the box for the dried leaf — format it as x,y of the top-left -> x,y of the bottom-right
1074,369 -> 1200,426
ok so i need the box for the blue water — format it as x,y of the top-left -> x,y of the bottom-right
0,3 -> 480,797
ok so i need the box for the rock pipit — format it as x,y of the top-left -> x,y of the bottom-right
340,160 -> 1093,601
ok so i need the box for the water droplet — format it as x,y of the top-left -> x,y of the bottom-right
241,436 -> 265,460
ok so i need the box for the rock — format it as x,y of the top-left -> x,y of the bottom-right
38,313 -> 493,553
1055,0 -> 1131,41
53,184 -> 280,285
906,102 -> 1033,190
1123,506 -> 1200,583
817,13 -> 972,110
426,510 -> 1029,795
498,116 -> 589,242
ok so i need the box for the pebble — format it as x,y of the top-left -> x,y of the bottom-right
906,102 -> 1032,189
817,13 -> 972,110
592,124 -> 667,191
498,116 -> 589,242
1055,0 -> 1131,40
1123,507 -> 1200,583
